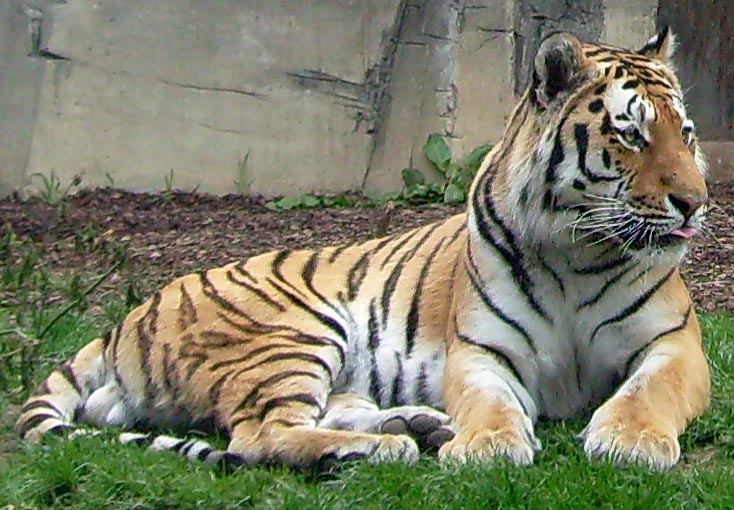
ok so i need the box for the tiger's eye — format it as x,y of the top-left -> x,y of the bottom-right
620,127 -> 645,148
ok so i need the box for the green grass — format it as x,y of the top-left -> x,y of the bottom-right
2,303 -> 734,509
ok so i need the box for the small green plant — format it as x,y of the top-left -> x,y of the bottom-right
73,222 -> 99,255
401,135 -> 492,205
30,171 -> 81,207
163,169 -> 175,193
268,193 -> 357,211
234,150 -> 254,194
0,226 -> 125,398
104,172 -> 116,189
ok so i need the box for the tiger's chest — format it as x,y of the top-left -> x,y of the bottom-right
506,253 -> 681,419
332,244 -> 679,421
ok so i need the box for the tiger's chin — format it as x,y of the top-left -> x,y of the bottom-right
612,227 -> 695,264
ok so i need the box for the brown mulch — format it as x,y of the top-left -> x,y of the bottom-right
1,185 -> 733,312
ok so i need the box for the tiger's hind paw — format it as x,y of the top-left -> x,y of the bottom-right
319,434 -> 420,466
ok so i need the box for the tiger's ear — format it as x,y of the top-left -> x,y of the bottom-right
638,26 -> 675,63
532,32 -> 587,109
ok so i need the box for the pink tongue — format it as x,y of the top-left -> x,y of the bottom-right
670,227 -> 699,239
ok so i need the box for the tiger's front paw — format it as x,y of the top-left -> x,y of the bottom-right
437,413 -> 541,466
582,405 -> 680,471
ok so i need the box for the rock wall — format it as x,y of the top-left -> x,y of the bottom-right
0,0 -> 728,198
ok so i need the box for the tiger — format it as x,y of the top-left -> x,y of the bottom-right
18,27 -> 710,471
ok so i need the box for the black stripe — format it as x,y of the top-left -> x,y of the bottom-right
214,310 -> 276,336
590,267 -> 676,343
209,343 -> 293,370
271,250 -> 291,278
346,235 -> 398,299
576,263 -> 637,310
327,244 -> 349,264
474,173 -> 551,322
537,251 -> 565,297
266,277 -> 347,341
623,306 -> 693,379
380,229 -> 423,270
102,329 -> 113,349
574,123 -> 619,183
270,250 -> 309,299
180,341 -> 208,380
233,370 -> 322,414
456,332 -> 524,386
124,434 -> 153,446
415,362 -> 431,405
405,240 -> 446,355
226,270 -> 286,312
137,291 -> 161,400
546,119 -> 566,184
379,223 -> 442,324
59,363 -> 82,395
227,352 -> 334,385
465,255 -> 537,354
347,252 -> 370,301
588,99 -> 604,113
258,393 -> 322,421
367,300 -> 382,405
199,329 -> 250,348
177,282 -> 199,331
289,332 -> 345,365
109,322 -> 124,386
213,310 -> 345,364
389,352 -> 405,407
208,369 -> 233,402
18,413 -> 59,436
197,447 -> 214,461
169,439 -> 187,452
21,399 -> 63,415
601,149 -> 611,169
301,251 -> 346,320
626,95 -> 637,115
161,343 -> 178,399
181,441 -> 197,456
232,263 -> 259,283
574,254 -> 632,275
600,112 -> 613,135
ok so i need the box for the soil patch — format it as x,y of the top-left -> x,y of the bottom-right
1,186 -> 732,312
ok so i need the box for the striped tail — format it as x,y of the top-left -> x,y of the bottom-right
119,433 -> 248,467
17,336 -> 249,467
17,337 -> 109,441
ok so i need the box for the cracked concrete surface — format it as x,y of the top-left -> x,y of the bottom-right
3,0 -> 717,198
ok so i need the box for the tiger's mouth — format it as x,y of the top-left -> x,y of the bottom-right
613,224 -> 699,250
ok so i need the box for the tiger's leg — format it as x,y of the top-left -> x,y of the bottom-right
437,337 -> 541,465
582,309 -> 710,470
218,344 -> 419,467
227,395 -> 419,467
318,393 -> 455,450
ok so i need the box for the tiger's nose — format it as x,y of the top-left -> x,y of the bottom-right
668,193 -> 707,219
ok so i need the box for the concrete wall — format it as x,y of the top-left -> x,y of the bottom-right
1,0 -> 729,198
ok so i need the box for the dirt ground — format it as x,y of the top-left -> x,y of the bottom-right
1,185 -> 733,312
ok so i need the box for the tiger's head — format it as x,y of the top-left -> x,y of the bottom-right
482,28 -> 707,260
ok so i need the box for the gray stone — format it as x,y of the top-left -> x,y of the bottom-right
4,0 -> 728,199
